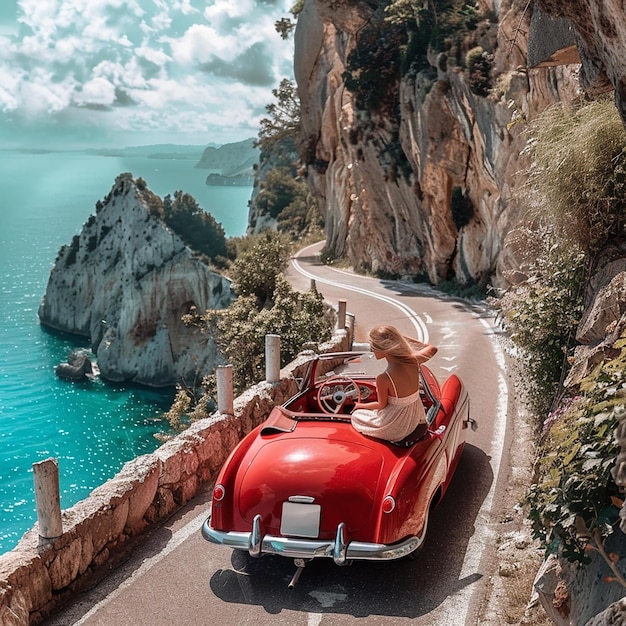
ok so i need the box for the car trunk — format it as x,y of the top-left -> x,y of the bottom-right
238,433 -> 386,537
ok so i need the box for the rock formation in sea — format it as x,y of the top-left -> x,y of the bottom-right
38,173 -> 233,387
292,0 -> 580,287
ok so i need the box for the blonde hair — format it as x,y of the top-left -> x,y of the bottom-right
368,325 -> 417,363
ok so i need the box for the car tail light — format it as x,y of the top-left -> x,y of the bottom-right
213,484 -> 226,502
382,495 -> 396,514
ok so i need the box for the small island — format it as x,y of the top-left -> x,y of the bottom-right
205,173 -> 254,186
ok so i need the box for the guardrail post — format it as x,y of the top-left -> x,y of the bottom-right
338,299 -> 347,330
265,334 -> 281,383
216,364 -> 234,415
346,312 -> 356,347
33,458 -> 63,539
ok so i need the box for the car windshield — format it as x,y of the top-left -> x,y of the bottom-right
316,351 -> 383,381
294,351 -> 383,391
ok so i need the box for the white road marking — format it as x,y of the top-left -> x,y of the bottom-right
292,246 -> 429,342
308,590 -> 348,607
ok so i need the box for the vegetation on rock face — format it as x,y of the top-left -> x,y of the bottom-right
492,228 -> 586,416
493,99 -> 626,573
161,190 -> 227,263
493,99 -> 626,416
526,347 -> 623,565
343,0 -> 485,113
343,13 -> 408,113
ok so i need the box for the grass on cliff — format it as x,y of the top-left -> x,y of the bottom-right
527,98 -> 626,252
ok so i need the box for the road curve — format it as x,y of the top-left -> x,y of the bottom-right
43,243 -> 517,626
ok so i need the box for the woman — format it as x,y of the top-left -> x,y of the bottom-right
351,324 -> 437,443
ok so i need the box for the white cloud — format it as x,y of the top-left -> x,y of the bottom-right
168,24 -> 227,65
76,76 -> 116,106
20,70 -> 78,114
2,0 -> 295,147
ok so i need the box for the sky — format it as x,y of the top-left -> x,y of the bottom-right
0,0 -> 295,148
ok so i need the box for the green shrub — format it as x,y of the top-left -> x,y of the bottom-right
64,235 -> 80,267
466,49 -> 492,96
490,227 -> 586,415
526,342 -> 626,565
255,167 -> 308,220
207,275 -> 333,393
229,231 -> 291,306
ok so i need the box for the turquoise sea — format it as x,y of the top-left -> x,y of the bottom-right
0,149 -> 252,553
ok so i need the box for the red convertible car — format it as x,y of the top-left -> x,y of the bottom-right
202,351 -> 474,585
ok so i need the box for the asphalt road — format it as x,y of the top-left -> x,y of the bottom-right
44,242 -> 517,626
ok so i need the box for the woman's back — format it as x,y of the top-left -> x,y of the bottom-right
386,361 -> 419,398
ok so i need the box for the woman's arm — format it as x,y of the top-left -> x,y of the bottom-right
353,372 -> 390,411
405,335 -> 437,363
416,343 -> 437,363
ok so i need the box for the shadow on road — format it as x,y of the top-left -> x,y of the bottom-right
208,443 -> 493,619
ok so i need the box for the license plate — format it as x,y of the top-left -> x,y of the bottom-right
280,502 -> 321,538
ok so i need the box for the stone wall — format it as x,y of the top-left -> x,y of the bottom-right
0,330 -> 351,626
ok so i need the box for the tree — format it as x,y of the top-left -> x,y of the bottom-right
257,79 -> 301,152
162,191 -> 227,260
274,0 -> 305,40
178,231 -> 334,403
229,231 -> 291,306
209,274 -> 332,393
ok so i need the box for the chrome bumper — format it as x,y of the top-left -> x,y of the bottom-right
201,514 -> 422,565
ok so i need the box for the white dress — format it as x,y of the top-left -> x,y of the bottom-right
351,371 -> 427,442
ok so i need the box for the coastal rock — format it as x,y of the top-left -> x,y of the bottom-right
38,173 -> 233,387
55,349 -> 96,381
294,0 -> 580,286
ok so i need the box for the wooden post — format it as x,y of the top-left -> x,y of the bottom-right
338,299 -> 347,330
33,458 -> 62,539
216,364 -> 234,415
265,334 -> 281,383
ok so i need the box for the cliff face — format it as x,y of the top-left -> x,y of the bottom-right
535,0 -> 625,102
294,0 -> 579,286
38,174 -> 233,387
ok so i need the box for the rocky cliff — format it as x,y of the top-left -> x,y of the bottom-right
38,174 -> 233,387
194,137 -> 259,179
293,0 -> 580,286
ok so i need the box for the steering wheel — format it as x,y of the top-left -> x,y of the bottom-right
317,376 -> 362,414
